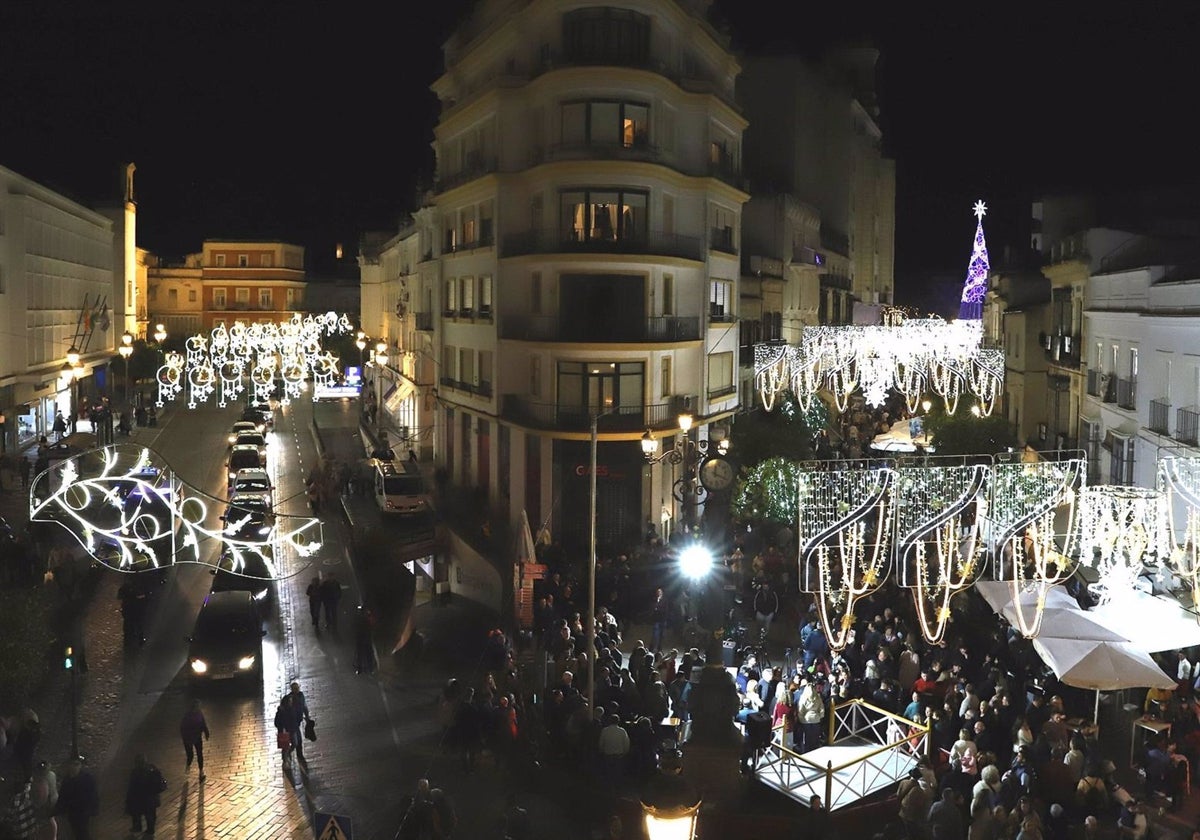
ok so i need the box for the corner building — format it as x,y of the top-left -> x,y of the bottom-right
423,0 -> 747,553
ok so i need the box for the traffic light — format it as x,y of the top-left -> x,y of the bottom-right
64,645 -> 73,670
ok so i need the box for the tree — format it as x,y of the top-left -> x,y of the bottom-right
730,457 -> 801,526
729,390 -> 814,468
924,404 -> 1017,457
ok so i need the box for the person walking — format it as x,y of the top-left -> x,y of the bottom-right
55,756 -> 99,840
320,574 -> 343,631
353,604 -> 377,675
649,588 -> 669,654
180,699 -> 211,781
275,682 -> 312,768
124,754 -> 165,837
52,412 -> 67,441
305,574 -> 323,632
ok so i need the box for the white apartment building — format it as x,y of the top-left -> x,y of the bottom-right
0,164 -> 127,453
364,0 -> 748,553
1082,264 -> 1200,490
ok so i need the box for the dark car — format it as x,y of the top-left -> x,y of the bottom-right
220,495 -> 274,539
186,590 -> 265,686
210,545 -> 275,611
239,409 -> 269,433
227,445 -> 264,487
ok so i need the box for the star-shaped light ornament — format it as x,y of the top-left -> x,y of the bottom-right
973,200 -> 987,219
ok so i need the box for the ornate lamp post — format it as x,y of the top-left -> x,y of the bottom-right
374,340 -> 388,427
356,333 -> 367,368
641,748 -> 701,840
119,331 -> 134,403
642,411 -> 724,534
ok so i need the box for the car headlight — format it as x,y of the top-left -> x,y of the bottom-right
253,588 -> 269,601
191,659 -> 208,674
238,655 -> 257,670
228,435 -> 237,444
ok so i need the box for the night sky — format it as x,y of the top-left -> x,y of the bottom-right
2,1 -> 1197,300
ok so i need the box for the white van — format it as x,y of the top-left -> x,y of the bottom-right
372,460 -> 431,515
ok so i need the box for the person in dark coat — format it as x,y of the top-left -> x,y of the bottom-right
319,574 -> 342,631
354,604 -> 377,675
179,699 -> 211,781
124,754 -> 163,836
274,682 -> 311,767
451,688 -> 482,773
55,756 -> 99,840
305,574 -> 323,631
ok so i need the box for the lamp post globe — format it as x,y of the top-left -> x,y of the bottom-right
119,333 -> 134,403
153,324 -> 166,344
641,749 -> 701,840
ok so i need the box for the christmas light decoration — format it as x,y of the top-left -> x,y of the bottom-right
29,443 -> 321,577
1158,457 -> 1200,618
959,200 -> 990,320
1073,486 -> 1168,606
154,312 -> 353,408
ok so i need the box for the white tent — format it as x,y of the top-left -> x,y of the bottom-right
1031,637 -> 1175,693
1087,593 -> 1200,654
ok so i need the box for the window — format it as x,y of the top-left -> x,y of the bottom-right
1130,348 -> 1139,379
444,278 -> 457,314
168,288 -> 178,308
711,204 -> 736,252
661,356 -> 672,398
710,279 -> 733,320
563,7 -> 650,65
460,276 -> 474,315
560,189 -> 648,243
560,100 -> 650,148
286,288 -> 295,306
480,200 -> 494,245
236,288 -> 250,304
188,289 -> 197,303
479,350 -> 493,392
148,287 -> 158,303
443,345 -> 457,381
531,272 -> 543,315
238,254 -> 248,267
708,351 -> 734,396
213,288 -> 226,308
259,289 -> 272,308
530,356 -> 542,397
663,274 -> 674,316
479,275 -> 493,316
461,211 -> 477,248
556,361 -> 644,415
459,348 -> 475,385
444,216 -> 457,253
261,254 -> 273,267
662,194 -> 674,237
215,254 -> 226,267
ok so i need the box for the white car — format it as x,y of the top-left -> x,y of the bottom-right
227,421 -> 259,447
230,467 -> 273,506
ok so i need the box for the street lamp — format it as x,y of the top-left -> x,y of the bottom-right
641,748 -> 701,840
119,331 -> 134,403
374,340 -> 388,427
356,333 -> 367,368
642,412 -> 715,533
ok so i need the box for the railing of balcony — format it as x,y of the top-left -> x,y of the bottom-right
709,227 -> 737,255
500,315 -> 700,343
1086,369 -> 1101,397
1101,375 -> 1117,404
1045,333 -> 1081,367
546,139 -> 660,163
439,376 -> 494,398
501,395 -> 684,431
1116,377 -> 1136,410
435,154 -> 499,192
707,155 -> 747,191
501,229 -> 703,261
415,312 -> 433,332
1150,399 -> 1171,435
1177,407 -> 1200,446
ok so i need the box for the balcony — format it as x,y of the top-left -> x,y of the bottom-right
1100,375 -> 1117,404
1177,407 -> 1200,446
1116,377 -> 1136,411
1086,369 -> 1101,398
709,227 -> 736,255
543,139 -> 661,165
501,395 -> 685,432
443,232 -> 495,255
820,227 -> 850,257
500,315 -> 700,343
1149,399 -> 1171,435
1044,332 -> 1081,368
502,228 -> 703,261
440,376 -> 493,399
708,154 -> 748,191
415,312 -> 433,332
435,154 -> 499,193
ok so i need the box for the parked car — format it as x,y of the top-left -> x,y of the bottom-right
233,431 -> 268,465
227,421 -> 259,447
239,409 -> 269,433
186,590 -> 265,687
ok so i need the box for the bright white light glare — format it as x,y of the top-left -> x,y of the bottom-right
678,545 -> 712,579
238,655 -> 257,670
191,659 -> 208,674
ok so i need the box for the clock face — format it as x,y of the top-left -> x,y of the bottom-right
699,457 -> 735,492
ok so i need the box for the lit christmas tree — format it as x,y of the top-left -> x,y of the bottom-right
958,199 -> 990,320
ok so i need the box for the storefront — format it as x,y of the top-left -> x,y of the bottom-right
554,439 -> 643,556
1,380 -> 72,452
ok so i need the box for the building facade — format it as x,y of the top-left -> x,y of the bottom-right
0,165 -> 124,453
147,240 -> 308,336
363,0 -> 749,554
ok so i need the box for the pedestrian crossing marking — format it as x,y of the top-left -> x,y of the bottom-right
315,813 -> 352,840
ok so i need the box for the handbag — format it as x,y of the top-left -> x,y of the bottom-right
305,718 -> 317,742
277,730 -> 291,750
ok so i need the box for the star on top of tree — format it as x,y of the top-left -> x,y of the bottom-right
973,200 -> 988,220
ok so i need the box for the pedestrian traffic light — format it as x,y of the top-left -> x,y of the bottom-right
64,645 -> 73,670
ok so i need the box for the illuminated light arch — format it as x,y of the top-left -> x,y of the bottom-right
29,443 -> 322,579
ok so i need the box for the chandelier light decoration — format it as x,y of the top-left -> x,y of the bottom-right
155,312 -> 352,408
754,201 -> 1001,414
29,444 -> 321,578
796,460 -> 897,652
1072,485 -> 1169,606
754,318 -> 1003,414
988,454 -> 1084,638
894,458 -> 991,644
